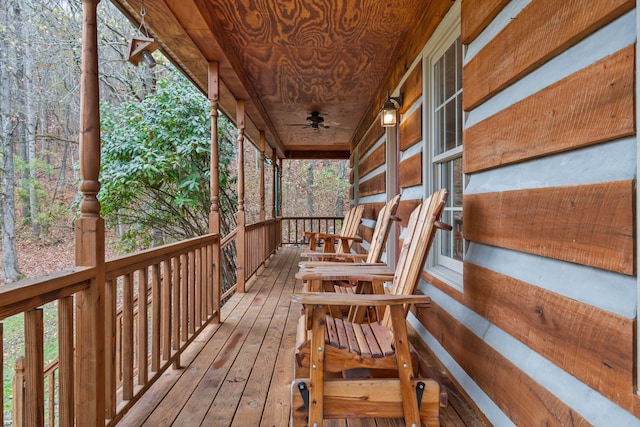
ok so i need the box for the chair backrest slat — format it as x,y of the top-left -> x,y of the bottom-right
335,204 -> 364,254
380,189 -> 448,329
365,194 -> 401,263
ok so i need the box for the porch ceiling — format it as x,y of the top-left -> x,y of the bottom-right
111,0 -> 451,159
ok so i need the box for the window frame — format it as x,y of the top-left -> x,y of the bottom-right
422,2 -> 464,291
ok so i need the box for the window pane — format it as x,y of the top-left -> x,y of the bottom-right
452,156 -> 463,207
435,61 -> 443,105
441,210 -> 453,258
444,43 -> 456,100
456,94 -> 463,147
445,98 -> 456,151
456,39 -> 462,91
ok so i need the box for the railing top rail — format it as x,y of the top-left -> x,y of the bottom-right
221,228 -> 237,247
105,233 -> 219,279
245,219 -> 279,232
281,216 -> 342,220
0,267 -> 94,320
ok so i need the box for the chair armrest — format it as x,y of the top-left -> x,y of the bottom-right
295,270 -> 393,282
299,260 -> 384,267
300,253 -> 370,261
292,292 -> 431,307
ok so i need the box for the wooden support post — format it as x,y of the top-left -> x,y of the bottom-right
208,62 -> 222,321
271,154 -> 277,219
236,100 -> 246,293
76,0 -> 105,425
259,131 -> 266,222
278,158 -> 283,217
259,132 -> 267,266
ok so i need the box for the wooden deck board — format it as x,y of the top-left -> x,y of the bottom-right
116,246 -> 484,427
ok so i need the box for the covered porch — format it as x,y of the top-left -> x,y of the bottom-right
2,0 -> 636,426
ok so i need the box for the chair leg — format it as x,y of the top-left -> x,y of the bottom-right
309,306 -> 326,425
389,305 -> 421,425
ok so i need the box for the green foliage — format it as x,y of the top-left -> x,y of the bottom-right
99,69 -> 236,251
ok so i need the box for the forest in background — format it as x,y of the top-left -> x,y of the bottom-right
0,0 -> 350,284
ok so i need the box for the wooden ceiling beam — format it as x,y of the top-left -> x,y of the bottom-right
285,150 -> 350,160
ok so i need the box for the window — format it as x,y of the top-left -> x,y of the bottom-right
429,34 -> 464,278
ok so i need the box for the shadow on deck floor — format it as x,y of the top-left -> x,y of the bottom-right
116,246 -> 487,426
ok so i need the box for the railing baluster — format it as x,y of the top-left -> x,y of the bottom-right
13,357 -> 25,427
59,296 -> 74,426
47,370 -> 55,426
0,323 -> 3,427
122,273 -> 134,400
180,253 -> 189,342
212,241 -> 221,322
25,308 -> 44,426
188,251 -> 196,335
162,261 -> 171,361
200,247 -> 207,322
116,316 -> 122,387
104,278 -> 116,418
151,264 -> 161,372
172,256 -> 181,368
195,248 -> 202,328
137,268 -> 149,386
206,245 -> 212,317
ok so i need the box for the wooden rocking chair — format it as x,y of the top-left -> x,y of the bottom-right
303,204 -> 365,255
301,194 -> 401,264
292,189 -> 449,426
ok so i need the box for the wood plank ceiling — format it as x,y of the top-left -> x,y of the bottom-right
110,0 -> 451,159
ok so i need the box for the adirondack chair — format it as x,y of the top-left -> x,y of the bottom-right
291,189 -> 449,426
303,204 -> 364,255
300,194 -> 401,319
301,194 -> 401,264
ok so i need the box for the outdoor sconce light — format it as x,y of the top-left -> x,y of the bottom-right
380,91 -> 403,128
127,2 -> 158,68
127,36 -> 159,68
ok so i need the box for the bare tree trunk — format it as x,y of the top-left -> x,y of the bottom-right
0,1 -> 23,283
306,160 -> 315,216
336,159 -> 346,216
15,1 -> 30,224
25,27 -> 41,238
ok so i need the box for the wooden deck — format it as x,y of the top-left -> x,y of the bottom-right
116,246 -> 485,426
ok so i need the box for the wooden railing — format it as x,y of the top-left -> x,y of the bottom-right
243,219 -> 281,281
2,219 -> 282,426
1,267 -> 95,427
102,233 -> 224,424
280,216 -> 342,245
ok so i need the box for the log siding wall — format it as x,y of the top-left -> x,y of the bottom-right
354,124 -> 388,253
353,0 -> 639,425
425,0 -> 637,425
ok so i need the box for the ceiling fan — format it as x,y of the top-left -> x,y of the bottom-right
292,111 -> 329,130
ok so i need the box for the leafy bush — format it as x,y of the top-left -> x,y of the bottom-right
99,69 -> 236,251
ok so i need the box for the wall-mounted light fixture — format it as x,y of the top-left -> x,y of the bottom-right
380,90 -> 403,128
127,1 -> 158,68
